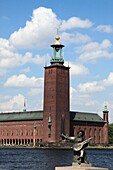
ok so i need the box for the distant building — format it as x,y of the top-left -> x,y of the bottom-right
0,34 -> 109,146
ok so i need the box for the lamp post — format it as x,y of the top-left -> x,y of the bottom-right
33,122 -> 37,147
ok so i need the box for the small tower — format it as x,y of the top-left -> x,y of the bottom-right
43,33 -> 70,142
103,104 -> 109,123
103,104 -> 109,144
23,98 -> 26,112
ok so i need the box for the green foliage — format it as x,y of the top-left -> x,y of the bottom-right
108,123 -> 113,144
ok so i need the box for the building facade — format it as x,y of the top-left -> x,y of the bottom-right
0,34 -> 109,146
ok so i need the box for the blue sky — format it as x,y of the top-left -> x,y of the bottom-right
0,0 -> 113,122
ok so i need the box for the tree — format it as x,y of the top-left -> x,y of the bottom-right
108,123 -> 113,144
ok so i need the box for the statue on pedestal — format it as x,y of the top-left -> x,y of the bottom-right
61,130 -> 92,165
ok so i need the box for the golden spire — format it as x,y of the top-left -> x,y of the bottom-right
54,25 -> 61,45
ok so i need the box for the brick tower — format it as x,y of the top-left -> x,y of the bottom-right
103,104 -> 109,144
43,33 -> 70,142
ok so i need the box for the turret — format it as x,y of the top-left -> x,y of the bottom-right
23,98 -> 26,112
50,33 -> 64,65
103,104 -> 109,144
103,104 -> 109,123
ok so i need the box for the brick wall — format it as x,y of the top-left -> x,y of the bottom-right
0,120 -> 43,146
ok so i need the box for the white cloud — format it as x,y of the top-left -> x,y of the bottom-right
76,39 -> 112,53
0,37 -> 48,70
71,72 -> 113,96
0,69 -> 7,76
103,72 -> 113,86
20,67 -> 31,73
9,7 -> 59,49
75,72 -> 113,95
61,17 -> 93,31
65,61 -> 89,76
70,86 -> 99,111
0,94 -> 25,112
28,88 -> 42,96
4,74 -> 44,88
9,7 -> 94,50
95,25 -> 113,33
32,54 -> 50,65
0,38 -> 22,68
61,32 -> 91,44
78,81 -> 104,93
76,39 -> 113,62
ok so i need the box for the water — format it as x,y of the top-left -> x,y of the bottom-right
0,148 -> 112,170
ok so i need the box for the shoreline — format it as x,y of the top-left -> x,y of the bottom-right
0,144 -> 113,149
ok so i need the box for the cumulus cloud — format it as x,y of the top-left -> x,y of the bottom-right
0,37 -> 47,70
9,7 -> 94,50
103,72 -> 113,86
61,32 -> 91,44
95,25 -> 113,33
4,74 -> 44,88
65,61 -> 89,76
70,86 -> 98,111
9,7 -> 59,49
76,72 -> 113,94
76,39 -> 113,62
78,81 -> 104,93
0,94 -> 25,112
61,17 -> 93,31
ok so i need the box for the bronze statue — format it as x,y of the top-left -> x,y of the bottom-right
61,130 -> 92,165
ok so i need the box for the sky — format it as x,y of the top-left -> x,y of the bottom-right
0,0 -> 113,123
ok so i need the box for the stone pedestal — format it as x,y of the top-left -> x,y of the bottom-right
72,163 -> 92,167
55,164 -> 108,170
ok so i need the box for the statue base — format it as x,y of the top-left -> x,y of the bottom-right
72,162 -> 92,167
55,164 -> 108,170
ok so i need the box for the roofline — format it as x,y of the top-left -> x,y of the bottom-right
0,110 -> 43,115
70,111 -> 98,114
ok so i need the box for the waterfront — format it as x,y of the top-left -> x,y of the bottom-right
0,148 -> 112,170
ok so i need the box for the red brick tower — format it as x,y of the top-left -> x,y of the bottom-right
103,104 -> 109,144
43,34 -> 70,142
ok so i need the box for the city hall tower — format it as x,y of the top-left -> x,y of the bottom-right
43,33 -> 70,142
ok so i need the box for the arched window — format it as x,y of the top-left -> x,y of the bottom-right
31,129 -> 33,136
26,129 -> 28,136
16,129 -> 18,136
89,128 -> 91,138
2,130 -> 4,136
6,130 -> 9,136
94,128 -> 96,143
84,128 -> 86,136
21,129 -> 23,136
